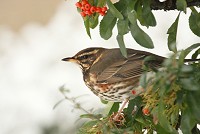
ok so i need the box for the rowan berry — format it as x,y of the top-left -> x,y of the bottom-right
81,0 -> 88,6
101,6 -> 108,12
80,12 -> 86,17
84,4 -> 91,11
131,90 -> 136,95
95,7 -> 101,13
81,6 -> 85,11
142,108 -> 150,115
85,10 -> 92,16
75,2 -> 82,8
99,11 -> 106,16
90,6 -> 96,13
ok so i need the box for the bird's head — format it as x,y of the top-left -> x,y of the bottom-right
62,47 -> 105,71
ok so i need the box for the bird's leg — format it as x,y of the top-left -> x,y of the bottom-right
113,98 -> 129,121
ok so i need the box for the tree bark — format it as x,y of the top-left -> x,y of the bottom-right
151,0 -> 200,10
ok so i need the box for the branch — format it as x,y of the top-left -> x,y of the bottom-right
151,0 -> 200,10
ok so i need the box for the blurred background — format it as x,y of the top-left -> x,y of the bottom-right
0,0 -> 199,134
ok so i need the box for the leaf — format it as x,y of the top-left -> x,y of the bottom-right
185,43 -> 200,57
106,0 -> 123,19
100,11 -> 117,40
128,11 -> 154,49
117,35 -> 127,57
139,73 -> 147,88
89,15 -> 99,29
189,8 -> 200,37
127,0 -> 138,12
192,48 -> 200,59
167,13 -> 180,53
142,0 -> 156,27
179,78 -> 199,91
101,99 -> 108,104
84,17 -> 91,38
157,101 -> 176,133
80,114 -> 102,119
186,92 -> 200,122
117,19 -> 129,35
179,43 -> 200,65
176,0 -> 187,13
108,102 -> 119,115
181,107 -> 196,134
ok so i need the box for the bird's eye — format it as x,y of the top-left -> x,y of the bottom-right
81,55 -> 89,59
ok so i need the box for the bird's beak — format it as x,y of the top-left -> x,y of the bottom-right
62,57 -> 77,63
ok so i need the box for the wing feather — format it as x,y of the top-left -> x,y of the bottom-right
93,48 -> 165,84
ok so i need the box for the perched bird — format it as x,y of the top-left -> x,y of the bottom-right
62,47 -> 199,119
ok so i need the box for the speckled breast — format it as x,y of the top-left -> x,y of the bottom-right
83,73 -> 144,102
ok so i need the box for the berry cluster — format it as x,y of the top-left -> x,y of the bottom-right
75,0 -> 108,17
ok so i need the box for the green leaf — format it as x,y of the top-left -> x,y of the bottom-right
108,102 -> 119,115
100,11 -> 117,40
179,43 -> 200,65
142,0 -> 156,27
117,19 -> 129,35
80,114 -> 102,119
127,0 -> 138,12
139,73 -> 147,88
100,99 -> 108,104
106,0 -> 123,19
189,8 -> 200,37
186,92 -> 200,122
181,107 -> 196,134
179,78 -> 199,91
167,13 -> 180,53
192,48 -> 200,59
185,43 -> 200,57
117,35 -> 127,57
128,11 -> 137,24
89,15 -> 99,29
84,17 -> 91,38
128,11 -> 154,49
176,0 -> 187,13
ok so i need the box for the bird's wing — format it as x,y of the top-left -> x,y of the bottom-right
96,51 -> 164,84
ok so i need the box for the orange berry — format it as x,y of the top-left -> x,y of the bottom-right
99,11 -> 106,16
81,0 -> 88,6
80,12 -> 86,17
81,6 -> 85,11
142,108 -> 150,115
101,6 -> 108,12
75,2 -> 82,8
131,90 -> 136,95
96,7 -> 101,13
90,6 -> 96,13
85,10 -> 92,16
84,3 -> 91,11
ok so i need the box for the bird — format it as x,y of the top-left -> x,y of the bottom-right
62,47 -> 198,119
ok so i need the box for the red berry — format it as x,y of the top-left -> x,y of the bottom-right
131,90 -> 136,95
75,2 -> 82,8
101,6 -> 108,12
99,11 -> 106,16
84,4 -> 91,11
81,6 -> 85,11
90,6 -> 96,13
85,10 -> 92,16
96,7 -> 101,13
80,12 -> 86,17
81,0 -> 88,6
142,108 -> 150,115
